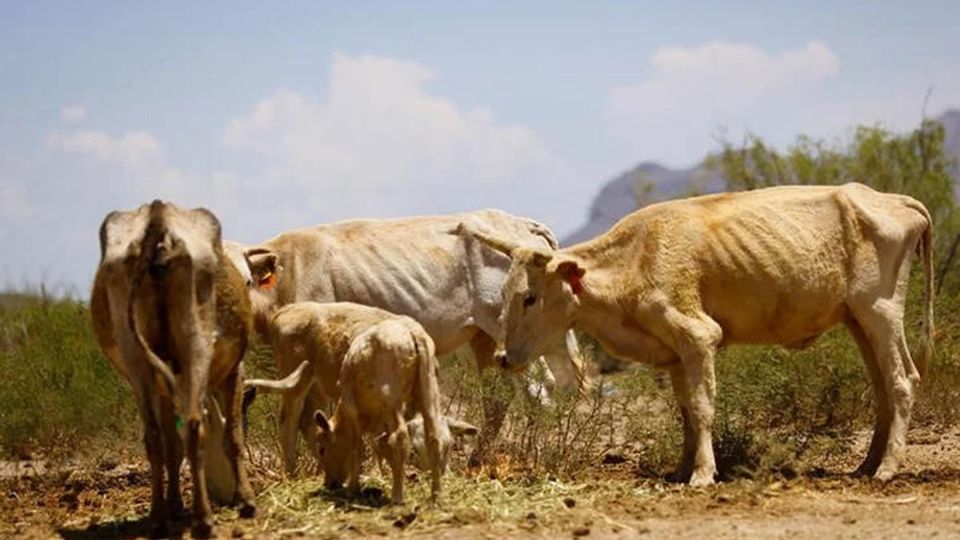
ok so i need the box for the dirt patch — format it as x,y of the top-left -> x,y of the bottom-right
4,428 -> 960,539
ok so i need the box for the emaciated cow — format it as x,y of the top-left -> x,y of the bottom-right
463,183 -> 933,486
312,315 -> 445,504
224,209 -> 589,459
91,201 -> 256,536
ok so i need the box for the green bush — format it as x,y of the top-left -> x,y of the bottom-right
0,295 -> 137,458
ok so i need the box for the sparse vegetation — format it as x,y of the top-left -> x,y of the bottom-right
3,117 -> 960,536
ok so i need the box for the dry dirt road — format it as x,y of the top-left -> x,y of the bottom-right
3,429 -> 960,539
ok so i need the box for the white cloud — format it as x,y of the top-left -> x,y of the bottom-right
5,53 -> 576,289
60,105 -> 87,123
222,52 -> 563,222
606,41 -> 842,166
47,129 -> 165,168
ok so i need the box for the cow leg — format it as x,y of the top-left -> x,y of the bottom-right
279,388 -> 308,477
564,329 -> 593,396
415,361 -> 444,503
469,332 -> 512,464
667,364 -> 696,483
670,313 -> 722,487
138,395 -> 169,535
222,367 -> 257,517
186,418 -> 214,538
845,318 -> 891,477
158,396 -> 184,519
298,396 -> 323,475
850,303 -> 917,481
386,413 -> 410,505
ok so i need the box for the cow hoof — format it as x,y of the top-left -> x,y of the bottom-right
873,467 -> 896,482
191,519 -> 214,539
688,473 -> 715,488
149,521 -> 170,539
238,502 -> 257,519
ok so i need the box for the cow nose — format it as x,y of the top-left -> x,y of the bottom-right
494,350 -> 508,369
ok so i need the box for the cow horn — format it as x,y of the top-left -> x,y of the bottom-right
457,223 -> 522,257
243,360 -> 309,393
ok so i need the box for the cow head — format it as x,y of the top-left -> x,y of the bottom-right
223,241 -> 282,336
312,410 -> 356,490
459,224 -> 584,371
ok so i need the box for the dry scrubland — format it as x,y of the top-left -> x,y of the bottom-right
4,277 -> 960,538
4,121 -> 960,538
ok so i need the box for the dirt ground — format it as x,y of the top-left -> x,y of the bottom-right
4,427 -> 960,539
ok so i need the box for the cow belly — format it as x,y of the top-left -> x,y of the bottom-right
705,277 -> 849,347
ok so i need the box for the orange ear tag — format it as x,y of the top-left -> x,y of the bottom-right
258,272 -> 277,290
569,275 -> 584,296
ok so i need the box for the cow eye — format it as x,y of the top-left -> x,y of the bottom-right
522,293 -> 537,308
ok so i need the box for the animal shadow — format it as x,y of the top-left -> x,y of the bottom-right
311,485 -> 391,509
58,515 -> 188,540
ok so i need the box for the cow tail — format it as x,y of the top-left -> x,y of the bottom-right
127,201 -> 178,393
914,201 -> 935,380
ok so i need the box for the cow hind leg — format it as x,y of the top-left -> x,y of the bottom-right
386,413 -> 410,505
186,418 -> 214,538
849,303 -> 916,481
159,396 -> 184,519
139,397 -> 170,535
223,367 -> 257,517
845,318 -> 891,477
668,312 -> 722,487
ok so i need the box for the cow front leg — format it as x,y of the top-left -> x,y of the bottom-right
667,365 -> 696,483
223,367 -> 257,517
673,315 -> 722,487
279,389 -> 308,477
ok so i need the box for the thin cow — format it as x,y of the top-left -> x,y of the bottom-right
225,209 -> 589,458
463,183 -> 933,486
91,201 -> 256,536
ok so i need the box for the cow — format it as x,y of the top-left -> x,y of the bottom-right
313,315 -> 444,504
242,301 -> 444,503
223,209 -> 590,460
461,183 -> 934,486
90,200 -> 257,537
241,301 -> 473,481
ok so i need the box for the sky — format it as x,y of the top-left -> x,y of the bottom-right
2,1 -> 960,292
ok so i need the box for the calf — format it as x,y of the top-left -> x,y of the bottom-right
91,200 -> 256,537
312,316 -> 444,504
465,183 -> 934,486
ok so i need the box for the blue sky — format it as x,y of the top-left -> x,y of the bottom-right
2,1 -> 960,291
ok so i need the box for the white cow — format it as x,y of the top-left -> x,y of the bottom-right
464,183 -> 933,486
225,209 -> 589,458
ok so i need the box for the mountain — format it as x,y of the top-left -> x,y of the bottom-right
563,162 -> 723,245
564,109 -> 960,246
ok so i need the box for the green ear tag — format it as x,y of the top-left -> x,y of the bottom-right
175,416 -> 184,430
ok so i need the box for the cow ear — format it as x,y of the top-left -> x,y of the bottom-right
553,260 -> 586,295
245,249 -> 279,288
313,410 -> 331,432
